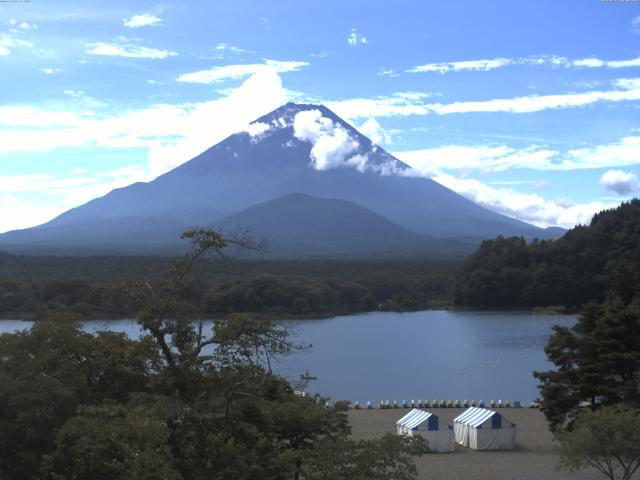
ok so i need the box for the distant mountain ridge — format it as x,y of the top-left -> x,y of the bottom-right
0,102 -> 563,257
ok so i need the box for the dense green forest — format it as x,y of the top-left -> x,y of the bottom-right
0,253 -> 454,319
452,200 -> 640,309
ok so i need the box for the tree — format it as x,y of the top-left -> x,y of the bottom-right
0,313 -> 154,479
301,434 -> 426,480
534,297 -> 640,430
556,405 -> 640,480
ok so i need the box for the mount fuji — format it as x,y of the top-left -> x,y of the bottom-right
0,103 -> 561,257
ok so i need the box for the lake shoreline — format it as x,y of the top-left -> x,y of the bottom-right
0,305 -> 574,323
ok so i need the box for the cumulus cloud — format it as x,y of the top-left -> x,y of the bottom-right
347,29 -> 367,46
293,109 -> 367,171
123,14 -> 162,28
599,169 -> 638,196
243,121 -> 271,141
176,59 -> 308,84
358,117 -> 390,145
431,172 -> 616,229
86,41 -> 176,59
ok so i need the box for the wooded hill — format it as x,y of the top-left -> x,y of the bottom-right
452,199 -> 640,309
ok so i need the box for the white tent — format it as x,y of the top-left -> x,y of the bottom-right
453,407 -> 515,450
396,409 -> 454,453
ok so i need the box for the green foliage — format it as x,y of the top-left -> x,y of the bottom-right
0,229 -> 423,479
534,296 -> 640,430
301,434 -> 426,480
0,253 -> 456,319
453,200 -> 640,308
0,315 -> 154,478
556,405 -> 640,480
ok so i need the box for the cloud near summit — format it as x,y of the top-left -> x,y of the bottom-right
293,109 -> 368,172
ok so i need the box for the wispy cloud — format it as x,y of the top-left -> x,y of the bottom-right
176,59 -> 308,84
86,37 -> 177,59
0,29 -> 33,55
331,78 -> 640,119
0,70 -> 293,177
394,134 -> 640,173
408,54 -> 640,74
632,16 -> 640,34
408,57 -> 513,74
429,78 -> 640,114
40,67 -> 62,74
347,28 -> 367,46
123,13 -> 162,28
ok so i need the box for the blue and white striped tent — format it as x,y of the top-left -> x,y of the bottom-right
396,409 -> 454,452
453,407 -> 515,450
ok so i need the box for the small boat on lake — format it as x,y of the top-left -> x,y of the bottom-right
300,370 -> 317,380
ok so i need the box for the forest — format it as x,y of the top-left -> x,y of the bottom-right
452,200 -> 640,309
0,253 -> 454,319
2,200 -> 640,319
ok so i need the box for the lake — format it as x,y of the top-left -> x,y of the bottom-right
0,310 -> 574,405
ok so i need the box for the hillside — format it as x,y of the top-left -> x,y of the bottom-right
452,199 -> 640,308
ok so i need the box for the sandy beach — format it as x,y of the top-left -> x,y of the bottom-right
348,408 -> 603,480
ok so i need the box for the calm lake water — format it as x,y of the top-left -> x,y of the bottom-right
0,310 -> 575,404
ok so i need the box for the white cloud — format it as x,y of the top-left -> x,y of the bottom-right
0,194 -> 65,233
40,67 -> 62,74
427,78 -> 640,115
0,165 -> 154,233
326,92 -> 432,121
358,117 -> 390,145
0,30 -> 32,55
326,78 -> 640,120
408,58 -> 513,74
347,29 -> 367,46
632,16 -> 640,33
408,54 -> 640,74
123,14 -> 162,28
293,109 -> 367,171
599,169 -> 638,196
86,41 -> 176,59
431,172 -> 616,228
394,134 -> 640,173
176,59 -> 308,84
0,70 -> 292,177
243,121 -> 271,140
377,68 -> 398,77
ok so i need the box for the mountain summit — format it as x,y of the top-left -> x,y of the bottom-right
0,103 -> 558,256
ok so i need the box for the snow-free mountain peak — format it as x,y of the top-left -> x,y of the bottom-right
0,103 -> 562,256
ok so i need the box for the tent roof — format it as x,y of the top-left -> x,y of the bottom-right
396,409 -> 434,429
453,407 -> 498,428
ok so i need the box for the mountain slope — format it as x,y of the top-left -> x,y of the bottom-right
214,193 -> 422,257
0,103 -> 561,256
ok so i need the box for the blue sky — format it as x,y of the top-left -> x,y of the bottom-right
1,0 -> 640,232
